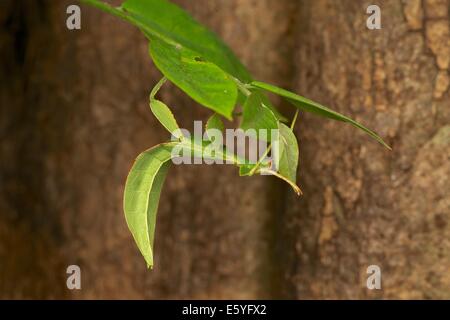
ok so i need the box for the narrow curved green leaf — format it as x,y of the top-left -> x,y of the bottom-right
150,39 -> 238,119
123,143 -> 176,268
252,81 -> 391,149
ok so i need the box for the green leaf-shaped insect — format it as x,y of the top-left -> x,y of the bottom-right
82,0 -> 390,268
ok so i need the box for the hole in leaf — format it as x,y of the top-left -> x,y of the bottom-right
194,56 -> 206,62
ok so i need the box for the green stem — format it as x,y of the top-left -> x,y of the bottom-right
232,77 -> 252,97
249,144 -> 272,176
150,77 -> 167,100
290,109 -> 299,130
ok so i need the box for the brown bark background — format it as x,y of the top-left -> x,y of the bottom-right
0,0 -> 449,299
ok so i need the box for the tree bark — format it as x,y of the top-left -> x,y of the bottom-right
283,0 -> 450,299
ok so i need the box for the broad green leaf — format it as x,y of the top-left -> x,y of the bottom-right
205,113 -> 225,143
122,0 -> 251,82
252,81 -> 391,149
82,0 -> 252,82
206,114 -> 225,136
241,92 -> 278,142
150,39 -> 238,119
251,90 -> 287,122
123,143 -> 176,268
124,138 -> 241,269
276,123 -> 299,182
268,122 -> 302,195
149,78 -> 183,139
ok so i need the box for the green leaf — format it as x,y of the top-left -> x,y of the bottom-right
266,122 -> 302,195
252,81 -> 391,149
150,100 -> 183,139
205,113 -> 225,143
82,0 -> 251,82
124,138 -> 243,269
241,92 -> 278,142
276,123 -> 299,182
149,78 -> 183,139
206,113 -> 225,133
82,0 -> 251,118
150,39 -> 238,119
251,90 -> 287,122
122,0 -> 251,82
239,164 -> 254,176
123,143 -> 176,268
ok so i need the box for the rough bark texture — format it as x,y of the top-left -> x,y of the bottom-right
284,0 -> 450,299
0,0 -> 449,299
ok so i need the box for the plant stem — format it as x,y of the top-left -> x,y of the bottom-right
290,109 -> 299,130
249,144 -> 272,176
233,77 -> 252,97
259,168 -> 303,195
150,77 -> 167,99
